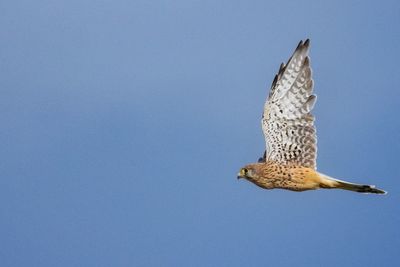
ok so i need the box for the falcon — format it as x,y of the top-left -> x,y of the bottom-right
237,39 -> 386,194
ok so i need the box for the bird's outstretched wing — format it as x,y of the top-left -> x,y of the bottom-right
261,39 -> 317,169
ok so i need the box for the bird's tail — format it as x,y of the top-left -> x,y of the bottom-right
318,173 -> 387,194
335,180 -> 386,194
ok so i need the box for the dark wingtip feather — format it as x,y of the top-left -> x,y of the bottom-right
271,74 -> 278,87
294,39 -> 310,54
296,40 -> 303,49
279,62 -> 285,72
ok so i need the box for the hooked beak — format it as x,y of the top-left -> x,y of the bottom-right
237,168 -> 245,179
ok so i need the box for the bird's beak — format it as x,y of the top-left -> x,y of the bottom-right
237,169 -> 245,179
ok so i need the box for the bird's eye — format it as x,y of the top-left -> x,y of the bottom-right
243,168 -> 248,174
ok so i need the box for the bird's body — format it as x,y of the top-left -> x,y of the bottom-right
239,162 -> 321,191
238,39 -> 386,194
238,162 -> 385,194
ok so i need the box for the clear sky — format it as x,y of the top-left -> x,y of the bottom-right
1,0 -> 400,266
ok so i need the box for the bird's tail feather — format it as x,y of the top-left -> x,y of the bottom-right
319,173 -> 387,194
335,180 -> 386,194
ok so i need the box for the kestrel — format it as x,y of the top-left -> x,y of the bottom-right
237,39 -> 386,194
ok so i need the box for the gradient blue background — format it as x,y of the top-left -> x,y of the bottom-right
1,0 -> 400,266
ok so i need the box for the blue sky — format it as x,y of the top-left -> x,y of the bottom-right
1,0 -> 400,266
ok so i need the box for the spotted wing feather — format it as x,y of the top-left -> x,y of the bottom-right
262,39 -> 317,169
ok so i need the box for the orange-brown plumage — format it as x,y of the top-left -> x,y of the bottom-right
238,162 -> 321,191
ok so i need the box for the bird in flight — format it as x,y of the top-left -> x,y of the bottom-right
237,39 -> 386,194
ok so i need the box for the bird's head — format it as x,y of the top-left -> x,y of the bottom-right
237,164 -> 262,181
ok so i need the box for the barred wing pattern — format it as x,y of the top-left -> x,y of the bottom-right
261,39 -> 317,169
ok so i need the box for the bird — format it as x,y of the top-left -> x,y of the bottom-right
237,39 -> 386,194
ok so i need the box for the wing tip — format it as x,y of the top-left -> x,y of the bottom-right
296,40 -> 304,49
271,74 -> 279,88
279,62 -> 285,72
293,38 -> 311,57
267,39 -> 312,100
